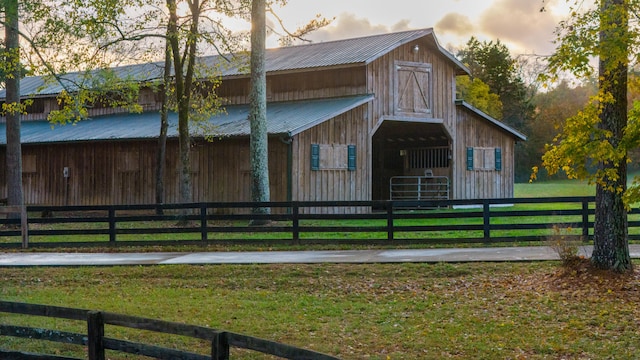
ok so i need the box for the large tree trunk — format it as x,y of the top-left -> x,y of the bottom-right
592,0 -> 632,272
4,0 -> 24,215
155,41 -> 171,214
248,0 -> 270,225
166,0 -> 194,208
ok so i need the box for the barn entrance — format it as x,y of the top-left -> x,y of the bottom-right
371,120 -> 452,202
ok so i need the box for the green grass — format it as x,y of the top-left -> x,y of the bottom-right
2,262 -> 639,359
514,179 -> 595,198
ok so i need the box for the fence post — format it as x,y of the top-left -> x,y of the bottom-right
387,201 -> 394,241
211,331 -> 230,360
483,199 -> 490,242
108,208 -> 116,243
87,311 -> 105,360
292,203 -> 299,243
582,198 -> 590,241
21,203 -> 28,249
200,203 -> 208,241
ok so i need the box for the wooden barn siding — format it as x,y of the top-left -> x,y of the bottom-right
0,137 -> 288,206
452,107 -> 515,200
269,68 -> 366,102
366,42 -> 458,198
366,42 -> 457,131
291,106 -> 369,214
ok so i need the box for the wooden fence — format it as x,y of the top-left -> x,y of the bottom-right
1,196 -> 638,248
0,301 -> 340,360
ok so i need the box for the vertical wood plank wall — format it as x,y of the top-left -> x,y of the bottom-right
0,138 -> 289,206
291,106 -> 369,214
453,106 -> 516,199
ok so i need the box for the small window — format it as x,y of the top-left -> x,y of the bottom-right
467,147 -> 502,171
311,144 -> 356,171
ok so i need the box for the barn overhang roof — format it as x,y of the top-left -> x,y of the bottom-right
0,95 -> 374,145
455,100 -> 527,141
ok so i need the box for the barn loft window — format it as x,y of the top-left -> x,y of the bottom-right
394,61 -> 432,116
466,147 -> 502,171
311,144 -> 356,171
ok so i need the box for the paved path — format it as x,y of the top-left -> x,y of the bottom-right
1,245 -> 640,266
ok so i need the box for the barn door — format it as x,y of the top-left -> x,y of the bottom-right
395,61 -> 432,116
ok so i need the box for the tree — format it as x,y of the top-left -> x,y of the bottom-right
539,0 -> 639,272
10,0 -> 329,211
529,80 -> 596,179
248,0 -> 270,224
2,0 -> 24,215
457,37 -> 536,181
456,75 -> 503,119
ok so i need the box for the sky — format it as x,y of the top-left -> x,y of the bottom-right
267,0 -> 578,57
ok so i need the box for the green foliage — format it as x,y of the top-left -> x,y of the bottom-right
541,0 -> 640,204
457,36 -> 536,182
456,75 -> 503,119
457,37 -> 534,130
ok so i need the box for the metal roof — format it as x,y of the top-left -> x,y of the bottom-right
455,100 -> 527,141
0,95 -> 374,144
0,28 -> 468,99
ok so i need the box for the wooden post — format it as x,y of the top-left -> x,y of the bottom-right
87,311 -> 105,360
211,331 -> 230,360
291,203 -> 299,243
483,199 -> 491,242
582,198 -> 590,241
387,201 -> 394,241
20,203 -> 28,249
108,208 -> 116,243
200,203 -> 208,241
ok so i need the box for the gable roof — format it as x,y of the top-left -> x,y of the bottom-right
0,28 -> 468,99
0,95 -> 374,144
455,100 -> 527,141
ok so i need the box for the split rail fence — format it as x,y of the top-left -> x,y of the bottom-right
2,196 -> 636,248
0,301 -> 339,360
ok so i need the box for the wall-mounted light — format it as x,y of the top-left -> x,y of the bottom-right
412,44 -> 419,53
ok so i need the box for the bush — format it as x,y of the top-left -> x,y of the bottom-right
546,225 -> 584,266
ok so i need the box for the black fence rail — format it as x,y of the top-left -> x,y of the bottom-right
0,301 -> 340,360
1,196 -> 638,248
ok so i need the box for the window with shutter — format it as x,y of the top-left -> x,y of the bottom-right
348,145 -> 356,171
310,144 -> 320,171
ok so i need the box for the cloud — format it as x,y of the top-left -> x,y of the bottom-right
435,13 -> 475,37
477,0 -> 563,54
303,12 -> 411,42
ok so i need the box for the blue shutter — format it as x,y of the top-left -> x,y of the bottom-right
495,148 -> 502,171
311,144 -> 320,170
348,145 -> 356,171
466,147 -> 474,170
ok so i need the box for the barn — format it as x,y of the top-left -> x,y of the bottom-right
0,28 -> 526,210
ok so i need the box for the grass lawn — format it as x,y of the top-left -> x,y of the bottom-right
1,261 -> 639,359
2,179 -> 639,359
